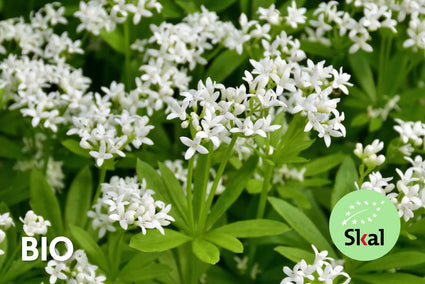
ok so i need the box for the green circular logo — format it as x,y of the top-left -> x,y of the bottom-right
329,190 -> 400,261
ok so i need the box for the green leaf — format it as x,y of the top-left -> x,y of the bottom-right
130,229 -> 191,252
175,0 -> 198,13
277,185 -> 311,209
330,156 -> 358,209
30,170 -> 63,236
274,246 -> 315,263
118,252 -> 171,281
204,0 -> 237,12
69,225 -> 109,271
348,52 -> 376,102
2,260 -> 44,282
246,179 -> 263,194
205,50 -> 247,82
204,231 -> 243,253
351,113 -> 369,127
274,116 -> 314,165
100,29 -> 125,54
137,159 -> 188,230
355,273 -> 425,284
268,197 -> 336,257
304,153 -> 346,177
0,136 -> 21,159
206,155 -> 258,228
239,0 -> 249,14
65,166 -> 92,228
300,40 -> 336,57
192,239 -> 220,264
62,139 -> 91,158
212,219 -> 289,238
159,0 -> 183,18
369,117 -> 383,132
357,251 -> 425,272
158,162 -> 189,224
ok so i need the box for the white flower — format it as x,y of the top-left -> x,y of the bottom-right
88,176 -> 174,236
286,1 -> 307,28
89,140 -> 114,167
0,230 -> 5,255
0,212 -> 14,229
354,139 -> 385,167
19,210 -> 51,236
258,4 -> 281,26
180,135 -> 209,160
45,260 -> 67,284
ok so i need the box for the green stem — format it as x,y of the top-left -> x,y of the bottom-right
186,156 -> 195,233
199,136 -> 237,231
196,143 -> 213,228
93,166 -> 107,204
256,161 -> 273,219
123,20 -> 131,89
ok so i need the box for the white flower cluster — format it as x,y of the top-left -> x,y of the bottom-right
0,55 -> 89,132
74,0 -> 162,35
358,171 -> 395,195
349,0 -> 425,51
272,165 -> 306,184
394,119 -> 425,155
134,4 -> 308,117
14,133 -> 65,192
367,95 -> 400,121
133,6 -> 254,116
19,210 -> 51,236
354,139 -> 386,167
302,1 -> 397,53
67,82 -> 154,167
258,2 -> 306,28
0,212 -> 15,255
88,176 -> 174,238
45,249 -> 106,284
281,245 -> 350,284
359,156 -> 425,222
0,2 -> 72,58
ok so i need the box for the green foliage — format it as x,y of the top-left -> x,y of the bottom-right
30,170 -> 63,236
268,197 -> 336,257
65,166 -> 93,228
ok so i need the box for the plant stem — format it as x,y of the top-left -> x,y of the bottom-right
93,166 -> 107,204
199,136 -> 237,231
256,161 -> 273,219
196,143 -> 213,228
186,156 -> 196,233
123,20 -> 131,89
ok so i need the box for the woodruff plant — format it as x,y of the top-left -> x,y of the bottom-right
0,0 -> 425,283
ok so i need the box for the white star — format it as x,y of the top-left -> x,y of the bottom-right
350,205 -> 354,209
364,201 -> 368,205
368,218 -> 372,222
356,201 -> 360,205
346,212 -> 350,216
373,214 -> 377,217
381,201 -> 384,204
361,220 -> 365,224
373,202 -> 376,206
377,208 -> 381,211
342,220 -> 347,226
352,220 -> 357,224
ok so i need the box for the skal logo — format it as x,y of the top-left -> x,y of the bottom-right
329,190 -> 400,261
22,236 -> 73,262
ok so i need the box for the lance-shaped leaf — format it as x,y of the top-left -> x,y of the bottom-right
130,229 -> 191,252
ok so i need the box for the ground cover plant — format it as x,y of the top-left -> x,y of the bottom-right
0,0 -> 425,283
